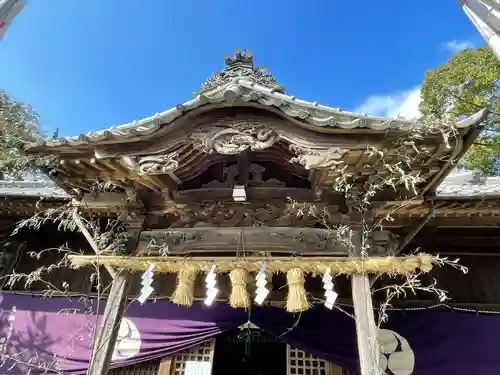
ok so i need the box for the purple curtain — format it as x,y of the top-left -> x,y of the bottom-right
103,300 -> 247,371
251,307 -> 500,374
0,294 -> 247,375
381,311 -> 500,375
1,293 -> 500,375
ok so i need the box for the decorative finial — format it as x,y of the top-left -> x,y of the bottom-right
224,49 -> 255,72
195,50 -> 284,95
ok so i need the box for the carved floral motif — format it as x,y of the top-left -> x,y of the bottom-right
138,152 -> 179,174
289,145 -> 348,170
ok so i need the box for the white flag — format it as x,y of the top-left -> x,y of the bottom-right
459,0 -> 500,60
0,0 -> 27,41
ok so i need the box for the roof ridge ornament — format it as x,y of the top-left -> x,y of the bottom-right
195,49 -> 284,96
224,49 -> 254,72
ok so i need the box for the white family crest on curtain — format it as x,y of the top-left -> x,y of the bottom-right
111,318 -> 142,361
378,329 -> 415,375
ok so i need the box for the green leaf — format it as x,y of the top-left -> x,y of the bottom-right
0,91 -> 56,179
420,46 -> 500,175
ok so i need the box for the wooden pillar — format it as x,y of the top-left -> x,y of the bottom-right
86,214 -> 144,375
351,274 -> 379,375
157,357 -> 173,375
351,232 -> 379,375
86,271 -> 131,375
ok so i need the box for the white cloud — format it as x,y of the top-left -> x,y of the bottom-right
354,87 -> 422,119
443,40 -> 474,53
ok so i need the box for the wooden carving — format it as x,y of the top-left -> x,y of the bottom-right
190,124 -> 279,155
138,227 -> 398,255
289,145 -> 348,170
138,151 -> 179,174
161,201 -> 348,228
139,227 -> 343,254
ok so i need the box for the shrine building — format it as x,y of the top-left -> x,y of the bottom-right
0,51 -> 498,375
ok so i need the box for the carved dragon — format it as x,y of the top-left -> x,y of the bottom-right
138,151 -> 179,174
191,124 -> 278,155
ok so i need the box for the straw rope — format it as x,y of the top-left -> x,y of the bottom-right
68,254 -> 435,275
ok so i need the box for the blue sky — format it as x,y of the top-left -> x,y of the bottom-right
0,0 -> 484,136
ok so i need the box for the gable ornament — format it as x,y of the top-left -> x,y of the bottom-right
196,50 -> 283,95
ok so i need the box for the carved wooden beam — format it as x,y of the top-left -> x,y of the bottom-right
157,199 -> 355,228
136,227 -> 399,255
0,196 -> 498,228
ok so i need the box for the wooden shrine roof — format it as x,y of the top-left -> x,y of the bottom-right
436,169 -> 500,198
0,180 -> 69,199
22,51 -> 488,202
25,50 -> 486,151
30,74 -> 485,150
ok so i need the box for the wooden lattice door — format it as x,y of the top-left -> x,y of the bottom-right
108,359 -> 161,375
286,345 -> 343,375
171,339 -> 216,375
108,340 -> 215,375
